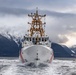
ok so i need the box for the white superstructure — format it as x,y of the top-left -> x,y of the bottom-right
19,8 -> 54,66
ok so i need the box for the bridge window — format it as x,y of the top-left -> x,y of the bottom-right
26,37 -> 29,41
39,38 -> 41,41
42,38 -> 44,41
45,38 -> 47,41
30,38 -> 31,41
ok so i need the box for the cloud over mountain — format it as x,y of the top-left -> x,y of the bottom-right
0,0 -> 76,46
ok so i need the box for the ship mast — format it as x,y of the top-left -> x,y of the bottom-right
28,8 -> 46,37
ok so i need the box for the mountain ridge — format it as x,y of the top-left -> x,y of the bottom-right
0,33 -> 76,57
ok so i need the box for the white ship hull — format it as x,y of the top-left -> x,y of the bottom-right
19,45 -> 54,65
19,9 -> 54,66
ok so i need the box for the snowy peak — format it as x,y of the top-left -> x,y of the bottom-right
70,45 -> 76,57
0,32 -> 22,47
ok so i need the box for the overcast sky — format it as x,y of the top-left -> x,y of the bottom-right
0,0 -> 76,47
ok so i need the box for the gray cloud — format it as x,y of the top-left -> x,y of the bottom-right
0,7 -> 31,15
0,7 -> 76,44
0,0 -> 76,46
50,34 -> 68,43
0,6 -> 76,17
0,0 -> 76,11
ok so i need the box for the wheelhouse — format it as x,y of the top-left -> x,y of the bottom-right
23,36 -> 49,45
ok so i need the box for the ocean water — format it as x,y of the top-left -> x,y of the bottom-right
0,58 -> 76,75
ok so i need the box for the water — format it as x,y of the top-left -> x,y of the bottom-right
0,58 -> 76,75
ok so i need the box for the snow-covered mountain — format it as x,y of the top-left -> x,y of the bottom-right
51,43 -> 76,58
70,45 -> 76,57
0,33 -> 22,57
0,32 -> 76,57
70,45 -> 76,51
0,32 -> 22,46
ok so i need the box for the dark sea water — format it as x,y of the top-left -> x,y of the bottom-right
0,58 -> 76,75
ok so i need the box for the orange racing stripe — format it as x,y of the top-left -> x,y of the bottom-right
49,53 -> 54,63
20,50 -> 25,63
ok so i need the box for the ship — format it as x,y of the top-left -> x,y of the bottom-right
19,8 -> 54,66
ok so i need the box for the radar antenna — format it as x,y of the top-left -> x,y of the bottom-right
28,8 -> 46,37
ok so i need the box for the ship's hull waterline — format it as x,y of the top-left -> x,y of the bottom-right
19,45 -> 54,66
19,9 -> 54,66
